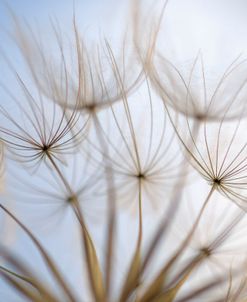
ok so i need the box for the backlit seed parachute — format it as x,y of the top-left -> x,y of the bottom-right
0,70 -> 88,170
173,190 -> 247,299
10,17 -> 144,117
166,91 -> 247,211
83,76 -> 183,212
132,0 -> 247,122
149,54 -> 247,122
7,149 -> 107,224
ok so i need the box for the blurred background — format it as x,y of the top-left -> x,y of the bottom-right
2,0 -> 247,301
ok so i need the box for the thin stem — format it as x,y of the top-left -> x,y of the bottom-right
92,113 -> 116,300
162,185 -> 215,275
45,152 -> 105,302
140,120 -> 200,274
138,178 -> 143,248
134,178 -> 143,300
46,152 -> 73,195
118,178 -> 143,302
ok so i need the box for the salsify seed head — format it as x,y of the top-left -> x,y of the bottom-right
2,2 -> 247,302
167,95 -> 247,211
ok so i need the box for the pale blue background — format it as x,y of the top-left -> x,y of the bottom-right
1,1 -> 247,301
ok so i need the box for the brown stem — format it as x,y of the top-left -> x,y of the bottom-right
46,151 -> 105,302
140,120 -> 200,275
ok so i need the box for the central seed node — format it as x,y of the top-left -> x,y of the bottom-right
213,178 -> 221,185
67,195 -> 77,204
137,173 -> 145,179
200,247 -> 211,257
42,144 -> 49,151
